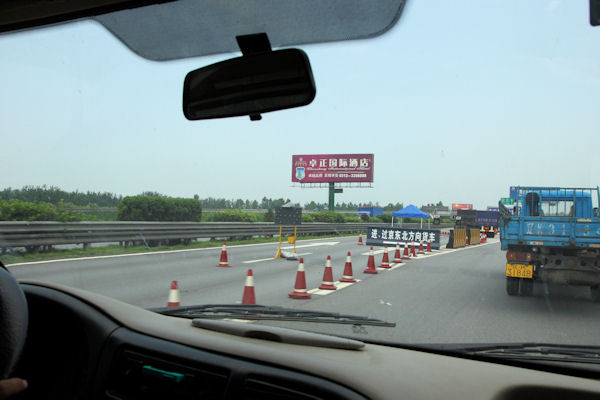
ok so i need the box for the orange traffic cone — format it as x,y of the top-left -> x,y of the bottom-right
402,243 -> 411,260
411,244 -> 417,257
364,247 -> 378,274
340,252 -> 356,283
289,258 -> 311,299
418,241 -> 425,254
379,246 -> 391,268
217,242 -> 232,267
167,281 -> 180,307
241,269 -> 256,304
426,241 -> 432,252
358,235 -> 363,245
393,243 -> 403,263
319,256 -> 337,290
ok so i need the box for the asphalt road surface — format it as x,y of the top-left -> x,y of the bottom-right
9,235 -> 600,345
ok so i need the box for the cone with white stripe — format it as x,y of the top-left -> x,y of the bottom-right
411,244 -> 417,257
379,246 -> 391,268
340,251 -> 356,283
402,243 -> 411,260
241,269 -> 256,305
167,280 -> 180,307
357,234 -> 363,245
363,246 -> 378,274
217,242 -> 232,267
318,256 -> 337,290
426,240 -> 433,252
418,241 -> 425,254
393,243 -> 403,263
289,258 -> 311,299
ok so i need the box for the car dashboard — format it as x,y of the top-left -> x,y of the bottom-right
14,280 -> 600,400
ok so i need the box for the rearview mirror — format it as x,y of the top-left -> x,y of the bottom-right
183,49 -> 316,121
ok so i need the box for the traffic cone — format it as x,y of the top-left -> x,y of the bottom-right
402,243 -> 411,260
426,241 -> 432,252
167,281 -> 180,307
357,235 -> 363,245
393,243 -> 403,263
411,244 -> 417,257
318,256 -> 337,290
241,269 -> 256,305
418,241 -> 425,254
217,242 -> 232,267
379,246 -> 391,268
340,252 -> 356,283
364,247 -> 378,274
289,258 -> 311,299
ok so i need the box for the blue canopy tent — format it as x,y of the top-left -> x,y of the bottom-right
392,205 -> 431,228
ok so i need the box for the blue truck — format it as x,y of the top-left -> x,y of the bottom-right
499,186 -> 600,300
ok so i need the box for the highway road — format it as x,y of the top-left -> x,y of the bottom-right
8,235 -> 600,345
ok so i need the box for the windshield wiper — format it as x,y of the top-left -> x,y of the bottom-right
447,343 -> 600,364
150,304 -> 396,327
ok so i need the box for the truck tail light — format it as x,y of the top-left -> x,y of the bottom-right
506,251 -> 532,262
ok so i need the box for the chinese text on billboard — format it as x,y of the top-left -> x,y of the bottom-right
292,154 -> 374,183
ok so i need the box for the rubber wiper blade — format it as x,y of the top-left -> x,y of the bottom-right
462,343 -> 600,363
150,304 -> 396,327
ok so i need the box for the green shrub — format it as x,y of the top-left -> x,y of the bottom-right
0,199 -> 81,221
264,208 -> 275,222
118,196 -> 202,221
310,211 -> 346,223
302,213 -> 315,223
376,214 -> 393,223
207,209 -> 257,222
344,216 -> 361,223
359,213 -> 369,222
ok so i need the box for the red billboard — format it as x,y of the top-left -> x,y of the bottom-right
292,154 -> 374,183
452,203 -> 473,211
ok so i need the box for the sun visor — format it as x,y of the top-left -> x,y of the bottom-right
93,0 -> 406,61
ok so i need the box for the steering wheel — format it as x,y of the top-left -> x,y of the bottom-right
0,264 -> 28,379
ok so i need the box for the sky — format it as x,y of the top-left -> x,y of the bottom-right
1,0 -> 599,210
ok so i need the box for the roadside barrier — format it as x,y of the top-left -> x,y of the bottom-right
217,242 -> 232,267
319,256 -> 337,290
364,247 -> 377,274
241,269 -> 256,304
379,246 -> 391,268
468,229 -> 481,245
289,258 -> 311,299
340,252 -> 356,283
446,229 -> 467,248
167,281 -> 180,307
393,244 -> 403,263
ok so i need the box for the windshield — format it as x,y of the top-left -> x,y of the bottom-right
2,0 -> 600,352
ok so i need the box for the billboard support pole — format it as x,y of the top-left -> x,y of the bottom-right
274,224 -> 283,259
328,182 -> 335,211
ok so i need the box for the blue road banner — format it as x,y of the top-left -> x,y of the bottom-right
366,226 -> 441,250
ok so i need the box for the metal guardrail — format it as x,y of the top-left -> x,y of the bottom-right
0,221 -> 454,250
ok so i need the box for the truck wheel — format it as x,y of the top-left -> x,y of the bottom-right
590,286 -> 600,302
506,277 -> 519,295
520,279 -> 533,296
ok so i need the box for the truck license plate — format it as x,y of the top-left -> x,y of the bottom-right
506,263 -> 533,278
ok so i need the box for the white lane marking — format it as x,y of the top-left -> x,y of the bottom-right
242,252 -> 313,264
242,257 -> 275,264
308,280 -> 361,295
281,242 -> 339,250
361,248 -> 396,256
6,238 -> 342,266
